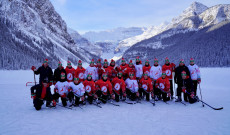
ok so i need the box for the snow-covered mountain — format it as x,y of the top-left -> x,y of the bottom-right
68,28 -> 103,56
122,3 -> 230,67
116,2 -> 209,55
82,27 -> 146,43
80,27 -> 146,60
0,0 -> 98,69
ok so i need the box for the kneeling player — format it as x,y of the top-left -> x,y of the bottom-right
68,77 -> 85,106
175,71 -> 197,103
53,72 -> 69,107
95,73 -> 114,103
30,78 -> 54,110
83,74 -> 97,104
155,72 -> 171,102
139,72 -> 154,101
111,71 -> 126,102
125,72 -> 139,101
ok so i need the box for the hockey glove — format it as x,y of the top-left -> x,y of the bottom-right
167,92 -> 171,97
182,88 -> 186,93
52,100 -> 56,107
31,93 -> 36,99
31,66 -> 36,71
197,78 -> 201,84
190,92 -> 195,99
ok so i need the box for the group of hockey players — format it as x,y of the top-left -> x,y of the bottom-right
30,57 -> 201,110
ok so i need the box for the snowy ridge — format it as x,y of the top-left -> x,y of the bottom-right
0,0 -> 98,69
116,2 -> 209,56
68,28 -> 103,56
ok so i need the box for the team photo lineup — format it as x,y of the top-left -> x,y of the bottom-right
30,57 -> 201,110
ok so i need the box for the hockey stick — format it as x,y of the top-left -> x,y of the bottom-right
185,91 -> 223,110
26,82 -> 35,86
199,84 -> 204,107
33,71 -> 36,85
98,97 -> 120,106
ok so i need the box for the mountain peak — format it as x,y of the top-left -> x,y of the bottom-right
185,1 -> 208,15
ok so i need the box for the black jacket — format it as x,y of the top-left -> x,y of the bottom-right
178,77 -> 194,92
34,65 -> 53,84
54,67 -> 67,82
30,84 -> 52,101
174,65 -> 191,84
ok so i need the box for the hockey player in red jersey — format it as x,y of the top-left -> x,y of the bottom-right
124,60 -> 136,79
102,59 -> 112,80
162,57 -> 176,99
96,59 -> 103,80
75,60 -> 85,83
83,74 -> 97,104
118,57 -> 128,76
143,60 -> 151,77
139,72 -> 154,101
155,71 -> 171,102
111,71 -> 126,102
109,59 -> 118,79
65,61 -> 75,83
95,73 -> 114,103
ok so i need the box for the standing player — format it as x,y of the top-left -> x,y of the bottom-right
65,61 -> 75,83
85,59 -> 98,81
75,60 -> 85,83
143,60 -> 151,76
109,59 -> 118,80
188,58 -> 201,96
54,61 -> 66,84
162,57 -> 176,99
118,58 -> 128,78
174,59 -> 191,102
134,56 -> 143,81
31,58 -> 53,84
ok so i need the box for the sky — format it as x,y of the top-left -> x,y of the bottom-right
50,0 -> 230,34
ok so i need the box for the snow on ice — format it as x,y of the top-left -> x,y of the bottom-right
0,68 -> 230,135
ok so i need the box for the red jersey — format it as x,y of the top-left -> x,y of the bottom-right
109,66 -> 118,79
139,77 -> 153,92
155,77 -> 170,93
102,66 -> 112,79
65,66 -> 75,82
118,64 -> 128,74
111,77 -> 126,95
162,63 -> 176,80
95,80 -> 113,95
143,65 -> 151,76
75,67 -> 85,82
124,66 -> 136,78
83,80 -> 96,96
96,64 -> 103,79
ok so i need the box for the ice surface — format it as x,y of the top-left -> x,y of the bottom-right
0,68 -> 229,135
